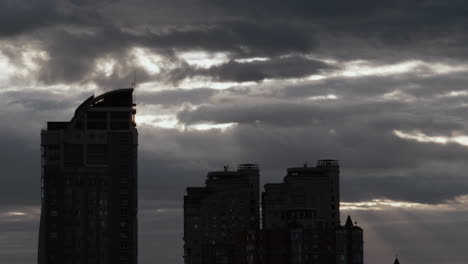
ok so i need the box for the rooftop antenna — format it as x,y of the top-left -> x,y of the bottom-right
131,70 -> 136,89
131,70 -> 137,106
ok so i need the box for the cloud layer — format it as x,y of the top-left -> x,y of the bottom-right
2,1 -> 468,264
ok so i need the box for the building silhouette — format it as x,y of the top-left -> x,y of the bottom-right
336,215 -> 363,264
184,160 -> 365,264
261,160 -> 340,264
393,256 -> 400,264
184,164 -> 260,264
38,89 -> 138,264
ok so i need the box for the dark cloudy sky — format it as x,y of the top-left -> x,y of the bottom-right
2,0 -> 468,263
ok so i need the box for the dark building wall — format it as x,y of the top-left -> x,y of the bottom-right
184,160 -> 361,264
38,89 -> 138,264
336,216 -> 363,264
261,160 -> 340,264
184,164 -> 260,264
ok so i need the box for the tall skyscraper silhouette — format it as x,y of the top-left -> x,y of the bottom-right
38,89 -> 138,264
184,164 -> 260,264
261,160 -> 340,264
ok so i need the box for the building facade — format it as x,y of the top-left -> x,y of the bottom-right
336,216 -> 363,264
38,89 -> 138,264
184,164 -> 260,264
261,160 -> 340,264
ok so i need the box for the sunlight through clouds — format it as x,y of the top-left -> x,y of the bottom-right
307,94 -> 338,100
235,57 -> 270,63
341,60 -> 424,77
0,53 -> 14,84
177,76 -> 257,90
247,59 -> 468,89
338,60 -> 468,78
0,44 -> 49,84
187,122 -> 237,131
0,206 -> 40,222
136,113 -> 237,131
95,57 -> 116,77
7,212 -> 27,216
341,195 -> 468,211
177,50 -> 230,68
380,90 -> 417,102
132,47 -> 165,74
341,199 -> 431,211
437,90 -> 468,98
136,114 -> 179,129
394,130 -> 468,146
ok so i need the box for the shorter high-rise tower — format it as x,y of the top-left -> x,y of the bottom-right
261,160 -> 340,264
184,164 -> 260,264
336,215 -> 363,264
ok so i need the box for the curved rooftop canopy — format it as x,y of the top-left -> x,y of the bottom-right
46,88 -> 135,131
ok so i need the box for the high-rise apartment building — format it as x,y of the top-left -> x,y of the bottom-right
261,160 -> 340,264
38,89 -> 138,264
184,164 -> 260,264
336,216 -> 363,264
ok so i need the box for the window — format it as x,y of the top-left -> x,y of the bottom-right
75,117 -> 84,130
110,112 -> 130,130
87,112 -> 107,130
64,144 -> 84,167
120,242 -> 129,249
87,144 -> 108,165
120,178 -> 129,184
46,145 -> 60,162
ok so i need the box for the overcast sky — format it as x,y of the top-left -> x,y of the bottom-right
1,0 -> 468,263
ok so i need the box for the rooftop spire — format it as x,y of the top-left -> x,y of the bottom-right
394,255 -> 400,264
345,215 -> 354,228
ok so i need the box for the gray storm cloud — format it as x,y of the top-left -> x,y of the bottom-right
2,0 -> 468,264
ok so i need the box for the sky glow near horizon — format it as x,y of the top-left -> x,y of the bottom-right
2,1 -> 468,263
3,194 -> 468,224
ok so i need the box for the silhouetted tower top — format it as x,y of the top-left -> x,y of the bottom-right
341,215 -> 363,231
45,88 -> 136,131
345,215 -> 354,228
237,163 -> 260,171
316,159 -> 340,168
394,257 -> 400,264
